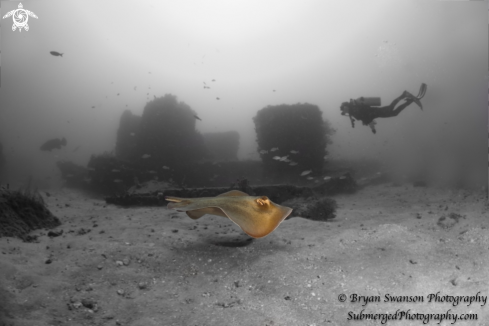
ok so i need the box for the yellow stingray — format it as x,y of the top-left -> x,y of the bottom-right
165,190 -> 293,238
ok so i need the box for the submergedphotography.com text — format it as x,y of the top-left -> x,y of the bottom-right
338,291 -> 486,324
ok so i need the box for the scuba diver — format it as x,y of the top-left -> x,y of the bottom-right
340,83 -> 427,134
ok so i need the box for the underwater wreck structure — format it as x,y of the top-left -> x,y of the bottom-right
60,96 -> 347,197
80,95 -> 253,193
253,103 -> 335,184
202,131 -> 240,162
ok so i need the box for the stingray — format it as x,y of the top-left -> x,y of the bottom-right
165,190 -> 293,238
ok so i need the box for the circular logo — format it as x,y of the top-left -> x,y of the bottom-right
13,8 -> 29,29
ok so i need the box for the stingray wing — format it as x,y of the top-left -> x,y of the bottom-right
217,190 -> 248,197
165,196 -> 229,219
217,196 -> 293,238
185,207 -> 228,219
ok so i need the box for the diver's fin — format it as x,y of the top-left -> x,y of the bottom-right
411,96 -> 423,110
412,97 -> 423,110
405,91 -> 423,110
416,83 -> 427,99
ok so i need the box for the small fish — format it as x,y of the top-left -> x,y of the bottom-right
307,177 -> 314,180
259,150 -> 268,154
50,51 -> 63,57
72,145 -> 81,152
117,93 -> 120,96
149,170 -> 157,174
40,137 -> 67,152
323,176 -> 332,181
112,169 -> 120,172
91,106 -> 95,109
162,166 -> 170,170
142,154 -> 151,159
279,155 -> 289,162
114,179 -> 123,183
130,132 -> 135,136
216,97 -> 220,100
270,147 -> 279,152
273,90 -> 276,92
134,86 -> 137,90
290,150 -> 299,154
282,158 -> 291,163
300,170 -> 312,176
273,156 -> 281,160
212,79 -> 216,82
194,115 -> 202,121
323,155 -> 329,160
289,162 -> 298,166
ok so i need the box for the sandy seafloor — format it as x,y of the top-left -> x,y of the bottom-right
0,183 -> 488,326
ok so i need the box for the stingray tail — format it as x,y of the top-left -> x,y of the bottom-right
165,196 -> 184,203
165,196 -> 192,209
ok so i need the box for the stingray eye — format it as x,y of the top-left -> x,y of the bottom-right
256,196 -> 269,206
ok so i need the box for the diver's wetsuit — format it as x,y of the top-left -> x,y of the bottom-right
348,93 -> 414,127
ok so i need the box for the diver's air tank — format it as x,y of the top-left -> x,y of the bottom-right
356,97 -> 381,106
